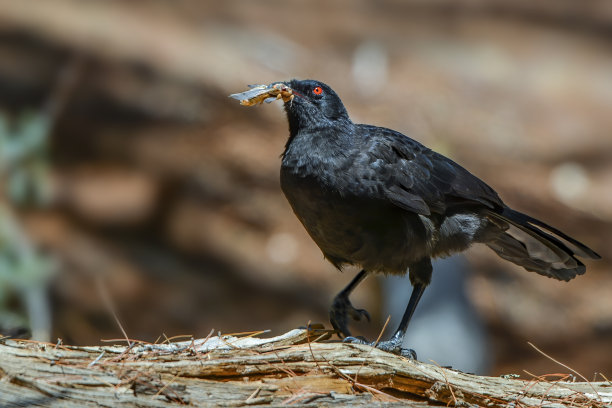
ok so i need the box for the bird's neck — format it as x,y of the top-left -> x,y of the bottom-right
282,119 -> 356,175
284,100 -> 351,138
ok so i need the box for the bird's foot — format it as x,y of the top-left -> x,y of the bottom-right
329,293 -> 370,338
343,335 -> 417,359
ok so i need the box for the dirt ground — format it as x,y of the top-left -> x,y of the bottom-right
0,0 -> 610,378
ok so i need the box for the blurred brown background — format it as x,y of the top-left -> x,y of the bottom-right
0,0 -> 610,377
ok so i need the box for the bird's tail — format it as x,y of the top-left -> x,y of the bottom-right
484,207 -> 600,281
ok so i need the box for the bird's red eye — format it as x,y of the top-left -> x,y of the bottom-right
313,86 -> 323,95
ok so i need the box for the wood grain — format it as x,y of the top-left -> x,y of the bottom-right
1,329 -> 610,407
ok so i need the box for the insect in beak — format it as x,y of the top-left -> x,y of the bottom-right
229,82 -> 294,106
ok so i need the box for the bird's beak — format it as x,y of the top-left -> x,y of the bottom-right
229,82 -> 294,106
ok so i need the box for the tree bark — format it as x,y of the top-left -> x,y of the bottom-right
0,329 -> 609,407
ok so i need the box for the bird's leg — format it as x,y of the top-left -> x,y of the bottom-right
344,283 -> 425,359
344,258 -> 431,359
329,269 -> 370,338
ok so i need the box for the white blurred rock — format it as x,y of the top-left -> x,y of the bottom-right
266,232 -> 298,265
351,40 -> 388,96
550,162 -> 590,205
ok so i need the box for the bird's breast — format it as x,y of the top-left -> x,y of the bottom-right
279,167 -> 433,274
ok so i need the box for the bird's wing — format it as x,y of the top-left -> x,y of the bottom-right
353,125 -> 504,216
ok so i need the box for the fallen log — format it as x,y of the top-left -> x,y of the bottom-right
1,329 -> 610,407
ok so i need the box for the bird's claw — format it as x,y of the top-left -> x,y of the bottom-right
329,294 -> 371,338
343,336 -> 417,359
346,306 -> 370,323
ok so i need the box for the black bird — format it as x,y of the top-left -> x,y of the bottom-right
231,79 -> 601,358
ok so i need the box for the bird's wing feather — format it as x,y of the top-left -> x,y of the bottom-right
353,125 -> 504,215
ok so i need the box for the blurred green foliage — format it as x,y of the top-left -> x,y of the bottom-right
0,111 -> 55,340
0,112 -> 53,205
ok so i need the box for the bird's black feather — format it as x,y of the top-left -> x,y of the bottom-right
351,124 -> 504,216
278,78 -> 598,282
238,77 -> 603,354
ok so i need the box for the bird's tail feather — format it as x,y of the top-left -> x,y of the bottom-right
484,208 -> 600,281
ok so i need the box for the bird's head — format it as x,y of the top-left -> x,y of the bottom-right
229,79 -> 351,134
281,79 -> 350,132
